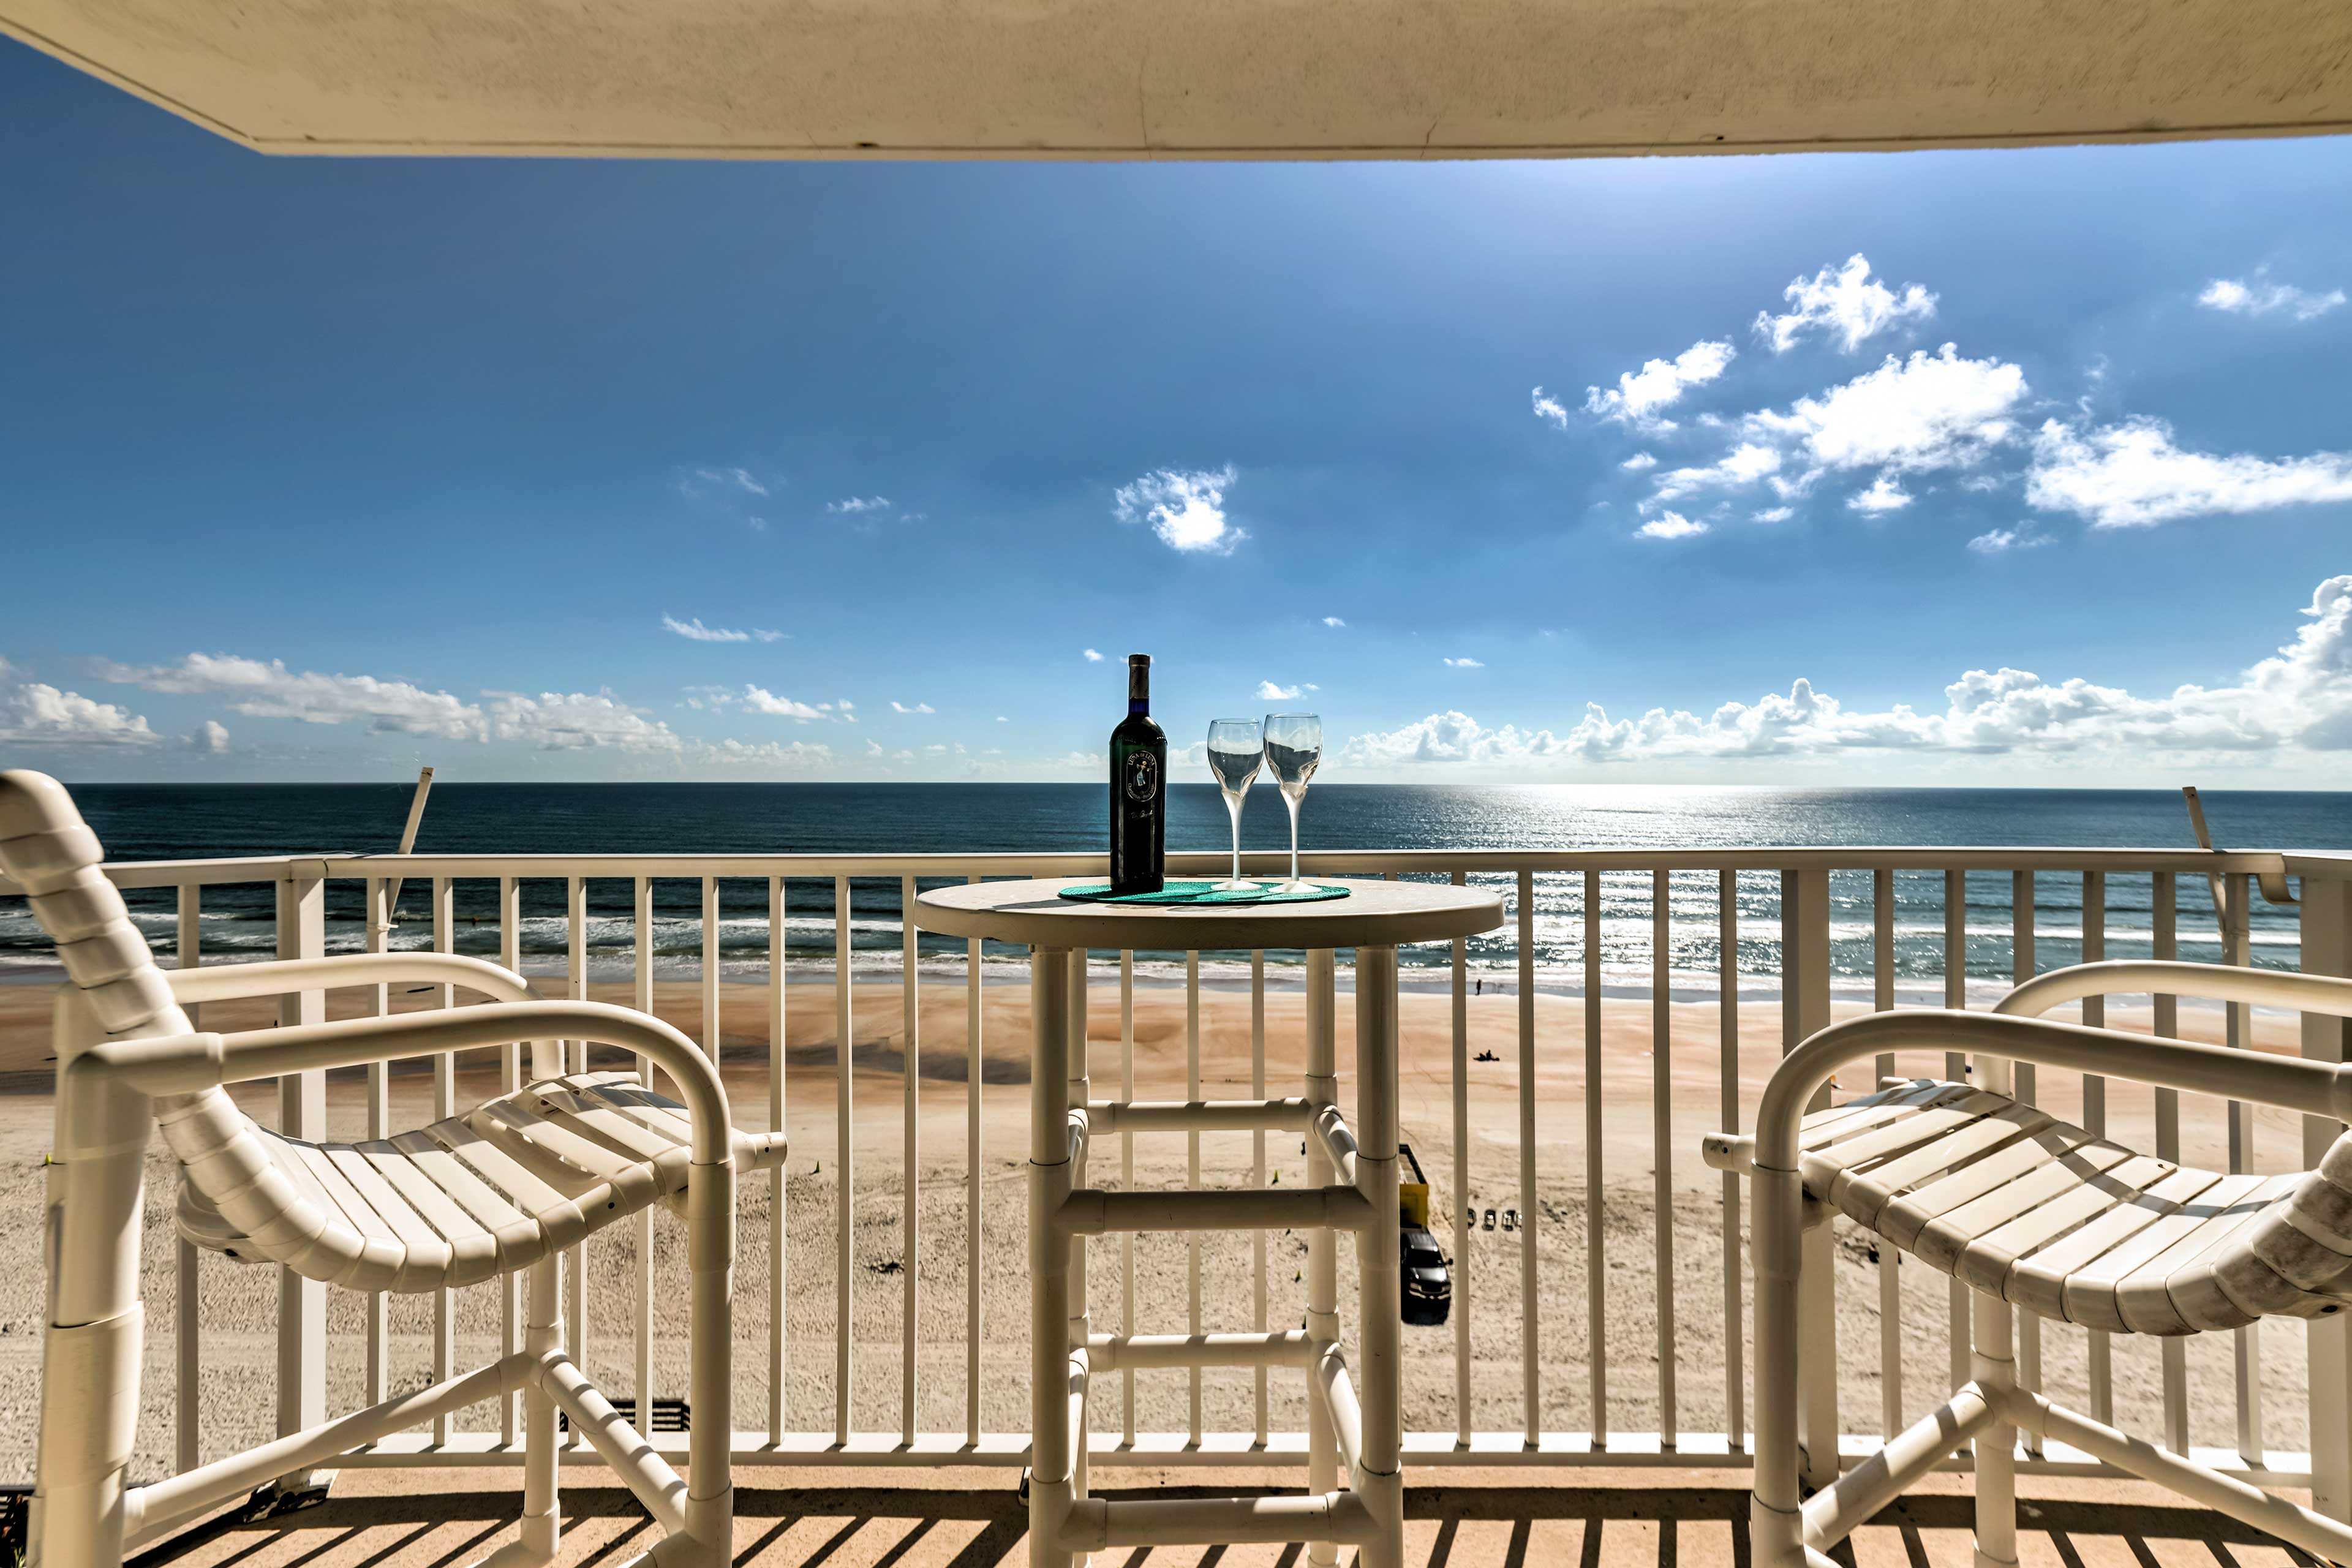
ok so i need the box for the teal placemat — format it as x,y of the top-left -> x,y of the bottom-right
1058,880 -> 1350,906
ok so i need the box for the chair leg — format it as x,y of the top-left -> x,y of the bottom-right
681,1155 -> 736,1568
1748,1163 -> 1810,1568
518,1256 -> 562,1565
1969,1291 -> 2019,1568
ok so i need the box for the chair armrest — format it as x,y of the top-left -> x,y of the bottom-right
1999,959 -> 2352,1023
1750,1009 -> 2352,1171
81,1000 -> 732,1163
168,952 -> 535,1006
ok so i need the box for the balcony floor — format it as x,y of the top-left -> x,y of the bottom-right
131,1466 -> 2320,1568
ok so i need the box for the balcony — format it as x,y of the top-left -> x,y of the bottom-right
6,839 -> 2350,1566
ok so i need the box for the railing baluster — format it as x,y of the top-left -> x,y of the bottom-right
1253,947 -> 1269,1446
1872,869 -> 1900,1442
176,884 -> 203,1475
704,875 -> 725,1441
967,876 -> 984,1449
771,875 -> 788,1445
2225,870 -> 2263,1464
432,875 -> 455,1442
273,869 -> 326,1451
1452,870 -> 1473,1447
1720,869 -> 1743,1453
1944,868 -> 1971,1391
565,875 -> 589,1423
1517,869 -> 1540,1446
835,876 -> 854,1446
498,876 -> 522,1446
2154,872 -> 2187,1453
1582,868 -> 1604,1447
1187,948 -> 1203,1444
2011,871 -> 2041,1451
1120,949 -> 1136,1446
2081,871 -> 2111,1425
901,876 -> 921,1443
1651,869 -> 1676,1447
634,877 -> 656,1434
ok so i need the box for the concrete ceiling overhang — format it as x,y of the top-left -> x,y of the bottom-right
5,0 -> 2349,160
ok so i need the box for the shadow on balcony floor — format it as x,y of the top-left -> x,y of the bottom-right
129,1472 -> 2324,1568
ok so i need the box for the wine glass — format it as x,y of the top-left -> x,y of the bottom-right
1205,719 -> 1264,891
1261,713 -> 1322,893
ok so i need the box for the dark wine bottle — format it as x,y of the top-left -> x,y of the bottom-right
1108,653 -> 1166,895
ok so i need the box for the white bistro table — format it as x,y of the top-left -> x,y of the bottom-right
912,875 -> 1504,1568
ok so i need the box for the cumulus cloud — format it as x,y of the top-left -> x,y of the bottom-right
1531,388 -> 1572,429
2199,276 -> 2345,322
1114,466 -> 1243,553
825,496 -> 891,514
739,687 -> 826,720
190,719 -> 230,753
1084,649 -> 1104,662
1336,576 -> 2352,770
1257,680 -> 1302,701
1755,254 -> 1937,353
1442,656 -> 1486,668
486,692 -> 682,753
1847,475 -> 1914,514
1322,616 -> 1346,628
1620,453 -> 1659,472
1649,442 -> 1782,504
1753,506 -> 1796,524
662,614 -> 785,644
1635,512 -> 1708,540
1581,341 -> 1736,433
677,466 -> 771,499
2025,417 -> 2352,529
98,653 -> 484,739
694,737 -> 833,770
0,661 -> 158,745
1745,344 -> 2026,473
1966,526 -> 2051,556
891,700 -> 936,714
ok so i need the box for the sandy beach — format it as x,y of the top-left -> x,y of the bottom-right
0,970 -> 2320,1484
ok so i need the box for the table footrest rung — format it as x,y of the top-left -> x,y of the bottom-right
1088,1098 -> 1313,1135
1058,1491 -> 1377,1551
1088,1330 -> 1319,1371
1060,1185 -> 1371,1235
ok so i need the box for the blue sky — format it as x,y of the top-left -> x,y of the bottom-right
3,39 -> 2350,787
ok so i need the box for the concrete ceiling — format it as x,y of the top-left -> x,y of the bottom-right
5,0 -> 2349,160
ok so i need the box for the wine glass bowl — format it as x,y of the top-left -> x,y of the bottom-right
1261,712 -> 1322,892
1205,718 -> 1264,891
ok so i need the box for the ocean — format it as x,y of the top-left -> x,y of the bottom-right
6,782 -> 2350,1003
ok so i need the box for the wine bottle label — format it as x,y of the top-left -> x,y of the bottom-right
1123,752 -> 1160,804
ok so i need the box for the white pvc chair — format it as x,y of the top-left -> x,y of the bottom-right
1710,959 -> 2352,1568
2,769 -> 777,1568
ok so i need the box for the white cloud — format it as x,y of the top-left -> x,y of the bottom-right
1581,341 -> 1736,433
190,719 -> 230,753
1752,506 -> 1796,524
0,663 -> 158,745
486,691 -> 682,753
1967,526 -> 2052,556
1746,344 -> 2026,473
1442,656 -> 1486,668
891,700 -> 936,715
1083,649 -> 1104,662
739,687 -> 826,720
695,737 -> 833,770
2199,276 -> 2345,322
1530,388 -> 1571,429
1257,680 -> 1302,701
1337,576 -> 2352,769
1650,442 -> 1782,504
2026,417 -> 2352,529
1755,254 -> 1937,353
662,614 -> 784,644
1322,616 -> 1346,628
679,466 -> 771,499
1847,475 -> 1914,514
1619,453 -> 1659,472
98,653 -> 484,739
1114,466 -> 1243,553
995,715 -> 1008,723
826,496 -> 891,514
1635,512 -> 1708,540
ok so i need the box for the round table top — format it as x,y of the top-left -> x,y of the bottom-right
911,875 -> 1504,951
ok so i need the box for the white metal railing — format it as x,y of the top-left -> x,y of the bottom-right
9,842 -> 2352,1512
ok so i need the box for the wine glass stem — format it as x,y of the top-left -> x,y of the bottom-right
1285,793 -> 1302,884
1227,794 -> 1244,883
